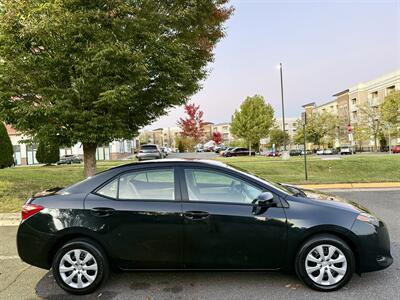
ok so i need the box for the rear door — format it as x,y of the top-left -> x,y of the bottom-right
180,167 -> 287,269
85,166 -> 183,269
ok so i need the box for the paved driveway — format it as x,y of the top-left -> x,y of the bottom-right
0,190 -> 399,299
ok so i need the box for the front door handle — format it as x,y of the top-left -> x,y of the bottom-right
90,207 -> 115,217
184,211 -> 210,220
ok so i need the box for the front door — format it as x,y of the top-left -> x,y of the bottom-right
85,167 -> 182,269
180,167 -> 287,269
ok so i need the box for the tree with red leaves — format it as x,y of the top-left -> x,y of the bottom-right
178,103 -> 205,144
212,131 -> 222,144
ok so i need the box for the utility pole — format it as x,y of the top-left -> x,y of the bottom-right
279,63 -> 286,151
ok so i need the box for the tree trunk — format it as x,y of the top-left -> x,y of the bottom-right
249,142 -> 251,156
83,143 -> 97,177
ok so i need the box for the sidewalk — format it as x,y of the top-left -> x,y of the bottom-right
299,182 -> 400,190
0,213 -> 20,226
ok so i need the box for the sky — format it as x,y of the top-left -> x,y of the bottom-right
148,0 -> 400,129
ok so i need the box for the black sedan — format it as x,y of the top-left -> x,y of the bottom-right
57,155 -> 82,165
17,160 -> 392,294
224,147 -> 256,157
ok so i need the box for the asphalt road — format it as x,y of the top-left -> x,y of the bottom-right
0,190 -> 399,300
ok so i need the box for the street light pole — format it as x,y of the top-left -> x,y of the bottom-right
279,63 -> 286,151
303,112 -> 308,181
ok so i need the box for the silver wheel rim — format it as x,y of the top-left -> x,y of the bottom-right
59,249 -> 98,289
305,244 -> 347,286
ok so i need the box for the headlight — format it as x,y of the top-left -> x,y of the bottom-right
356,212 -> 379,226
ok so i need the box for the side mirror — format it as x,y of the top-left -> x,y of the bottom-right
255,192 -> 276,207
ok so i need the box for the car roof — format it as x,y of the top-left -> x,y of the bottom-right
110,158 -> 229,170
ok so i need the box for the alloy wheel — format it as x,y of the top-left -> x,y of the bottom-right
305,244 -> 347,286
59,249 -> 98,289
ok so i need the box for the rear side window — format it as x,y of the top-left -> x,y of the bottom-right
97,179 -> 118,199
97,168 -> 175,201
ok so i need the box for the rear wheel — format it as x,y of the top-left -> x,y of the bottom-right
295,234 -> 355,291
52,239 -> 109,295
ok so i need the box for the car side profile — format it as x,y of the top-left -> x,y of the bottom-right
17,160 -> 392,294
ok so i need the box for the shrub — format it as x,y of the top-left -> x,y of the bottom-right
36,140 -> 60,165
0,123 -> 14,168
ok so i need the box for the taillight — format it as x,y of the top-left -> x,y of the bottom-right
21,204 -> 44,220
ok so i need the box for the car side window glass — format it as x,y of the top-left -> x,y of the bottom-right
97,178 -> 118,199
119,168 -> 174,200
184,169 -> 262,204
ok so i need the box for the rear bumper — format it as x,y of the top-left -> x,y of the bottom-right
17,220 -> 54,269
351,219 -> 393,273
136,153 -> 161,160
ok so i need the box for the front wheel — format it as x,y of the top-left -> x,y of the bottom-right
52,239 -> 109,295
295,234 -> 355,291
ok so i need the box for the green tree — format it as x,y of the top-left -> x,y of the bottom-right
0,0 -> 232,176
230,95 -> 274,155
269,127 -> 290,149
36,140 -> 60,165
305,112 -> 337,148
353,122 -> 370,150
381,91 -> 400,126
358,103 -> 382,152
0,122 -> 14,168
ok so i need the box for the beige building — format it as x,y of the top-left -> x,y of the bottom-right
212,122 -> 232,144
304,69 -> 400,150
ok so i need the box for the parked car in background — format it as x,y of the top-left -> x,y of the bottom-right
220,147 -> 234,156
316,149 -> 324,155
214,145 -> 226,153
264,150 -> 281,157
160,147 -> 169,157
17,159 -> 392,294
195,144 -> 204,152
224,147 -> 256,157
289,149 -> 302,156
391,145 -> 400,154
301,150 -> 312,155
323,149 -> 339,155
57,155 -> 82,165
340,146 -> 354,155
136,144 -> 162,161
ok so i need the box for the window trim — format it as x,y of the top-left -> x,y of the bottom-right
93,166 -> 180,202
178,166 -> 271,206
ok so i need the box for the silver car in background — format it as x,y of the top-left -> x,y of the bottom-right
136,144 -> 162,161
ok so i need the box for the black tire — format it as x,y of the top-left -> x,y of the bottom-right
52,238 -> 109,295
295,234 -> 355,291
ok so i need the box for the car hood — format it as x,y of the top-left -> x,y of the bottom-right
283,184 -> 371,214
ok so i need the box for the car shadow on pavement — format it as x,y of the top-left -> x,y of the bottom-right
35,266 -> 394,300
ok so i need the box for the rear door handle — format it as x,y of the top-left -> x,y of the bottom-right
184,211 -> 210,220
90,207 -> 115,217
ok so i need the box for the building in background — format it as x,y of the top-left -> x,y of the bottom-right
211,122 -> 232,144
303,69 -> 400,150
5,125 -> 136,165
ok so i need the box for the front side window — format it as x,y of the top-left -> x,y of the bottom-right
184,169 -> 262,204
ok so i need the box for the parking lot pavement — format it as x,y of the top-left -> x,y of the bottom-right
0,190 -> 399,299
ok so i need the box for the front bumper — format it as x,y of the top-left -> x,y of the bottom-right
351,219 -> 393,273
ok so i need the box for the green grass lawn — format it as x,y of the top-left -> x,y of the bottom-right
0,155 -> 399,213
217,155 -> 400,185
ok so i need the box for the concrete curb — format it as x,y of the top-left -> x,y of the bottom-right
298,182 -> 400,190
0,213 -> 20,226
